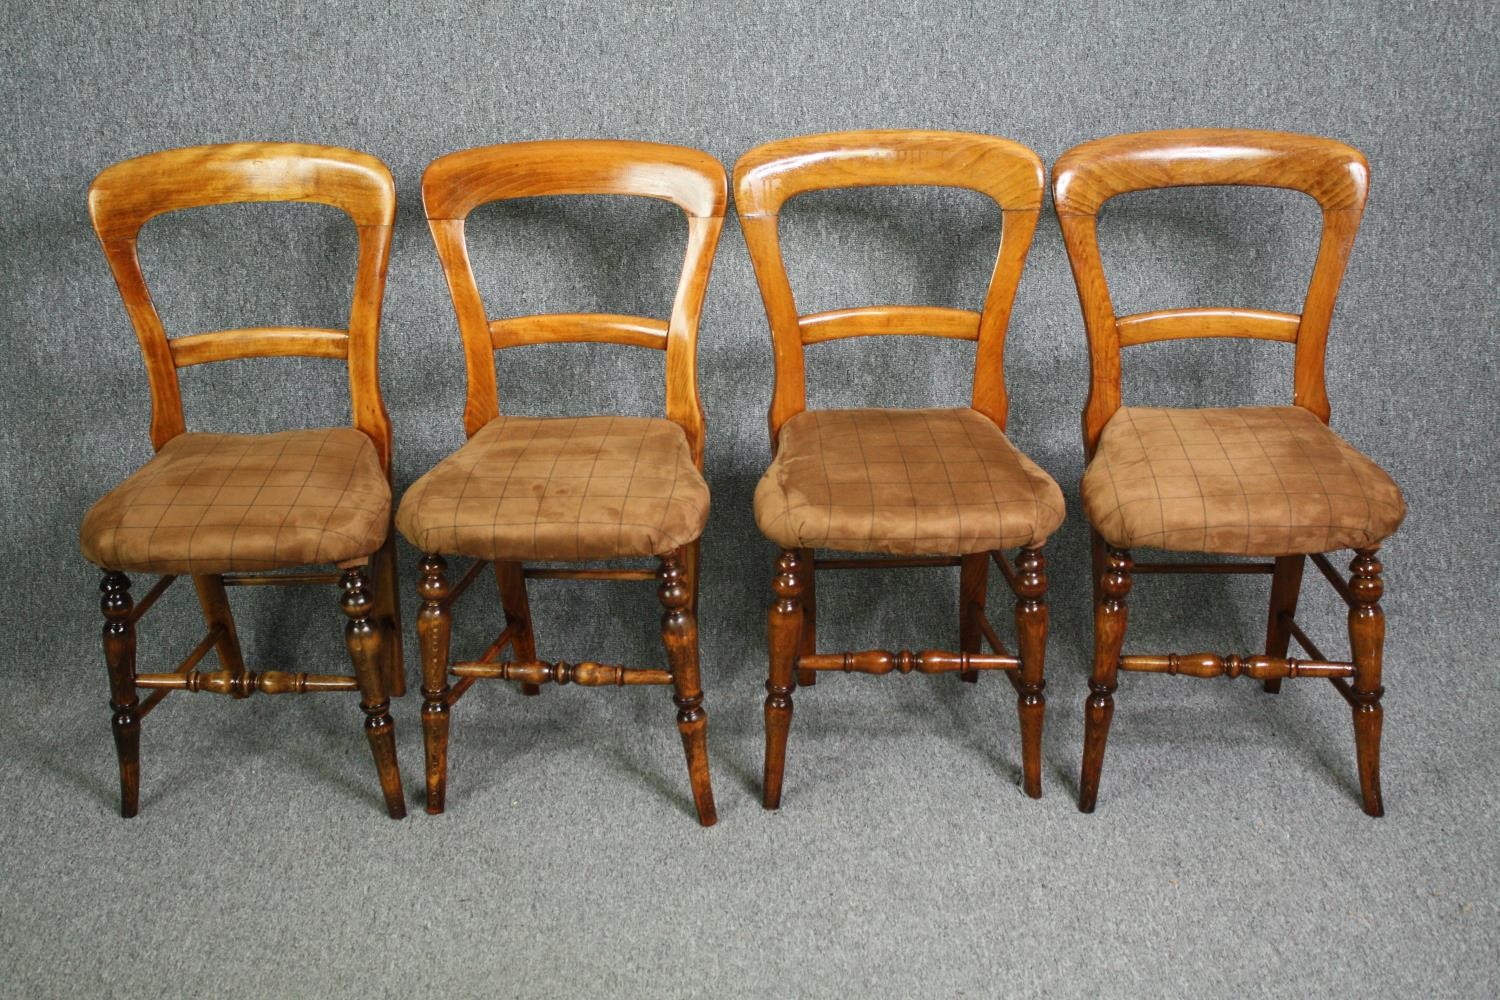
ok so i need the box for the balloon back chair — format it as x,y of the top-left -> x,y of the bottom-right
735,130 -> 1064,808
404,140 -> 725,825
83,143 -> 406,819
1053,129 -> 1405,815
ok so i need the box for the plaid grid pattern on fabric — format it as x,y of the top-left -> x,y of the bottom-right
396,415 -> 709,562
80,428 -> 390,574
754,407 -> 1066,556
1082,406 -> 1406,556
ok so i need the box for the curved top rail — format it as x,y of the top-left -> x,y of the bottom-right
1053,128 -> 1368,216
88,142 -> 395,240
734,129 -> 1044,216
423,139 -> 727,221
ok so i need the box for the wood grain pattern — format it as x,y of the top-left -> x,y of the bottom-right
1079,541 -> 1131,813
1347,549 -> 1386,816
422,139 -> 726,461
1115,308 -> 1299,347
738,131 -> 1054,809
415,140 -> 724,824
87,142 -> 396,468
86,144 -> 405,820
1059,130 -> 1391,817
1053,128 -> 1370,451
734,129 -> 1044,439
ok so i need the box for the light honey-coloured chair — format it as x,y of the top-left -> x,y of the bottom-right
83,143 -> 406,819
1053,128 -> 1405,815
404,140 -> 724,825
735,130 -> 1063,808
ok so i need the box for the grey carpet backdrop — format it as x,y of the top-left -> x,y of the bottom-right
2,2 -> 1496,998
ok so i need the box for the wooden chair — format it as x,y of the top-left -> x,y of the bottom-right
735,130 -> 1063,807
83,143 -> 406,819
1053,128 -> 1406,815
405,140 -> 724,825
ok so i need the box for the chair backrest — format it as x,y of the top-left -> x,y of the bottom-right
87,142 -> 398,471
422,139 -> 727,465
733,130 -> 1046,446
1052,128 -> 1370,455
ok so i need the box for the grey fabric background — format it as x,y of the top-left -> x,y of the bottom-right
1,2 -> 1496,998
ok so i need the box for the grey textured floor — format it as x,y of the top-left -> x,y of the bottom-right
2,555 -> 1495,1000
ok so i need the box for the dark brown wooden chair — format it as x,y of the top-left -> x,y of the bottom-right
83,143 -> 406,819
406,139 -> 725,825
1053,128 -> 1405,815
735,130 -> 1063,807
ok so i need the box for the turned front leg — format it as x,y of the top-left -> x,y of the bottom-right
660,549 -> 717,826
342,566 -> 406,819
763,549 -> 805,809
417,554 -> 452,815
1012,547 -> 1047,799
101,571 -> 140,818
1348,549 -> 1386,817
1079,540 -> 1131,813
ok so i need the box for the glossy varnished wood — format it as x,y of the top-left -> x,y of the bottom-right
738,131 -> 1053,807
101,573 -> 139,818
659,550 -> 716,825
763,550 -> 805,809
1347,550 -> 1385,816
86,143 -> 405,818
1011,547 -> 1047,799
1056,130 -> 1390,815
1079,541 -> 1131,813
417,140 -> 725,822
735,130 -> 1044,439
422,139 -> 724,457
88,142 -> 396,467
341,567 -> 405,819
1054,128 -> 1369,450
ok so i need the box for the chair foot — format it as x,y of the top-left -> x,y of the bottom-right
1078,684 -> 1113,812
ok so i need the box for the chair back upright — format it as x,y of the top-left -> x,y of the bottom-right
1052,128 -> 1370,455
87,143 -> 398,471
734,130 -> 1046,446
421,140 -> 728,466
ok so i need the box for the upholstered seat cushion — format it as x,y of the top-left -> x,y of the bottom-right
1082,406 -> 1405,556
397,415 -> 709,561
80,428 -> 390,574
754,408 -> 1065,556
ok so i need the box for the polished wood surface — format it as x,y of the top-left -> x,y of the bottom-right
738,131 -> 1053,809
422,139 -> 725,459
735,129 -> 1044,439
1056,129 -> 1388,816
88,142 -> 396,468
1054,128 -> 1370,450
86,143 -> 405,819
417,141 -> 725,824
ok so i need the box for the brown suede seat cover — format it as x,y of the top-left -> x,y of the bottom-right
80,428 -> 390,574
754,407 -> 1065,556
1082,406 -> 1405,556
397,415 -> 709,562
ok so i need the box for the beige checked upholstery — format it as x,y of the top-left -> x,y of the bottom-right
397,415 -> 709,561
80,428 -> 391,574
1082,406 -> 1405,556
755,408 -> 1065,556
